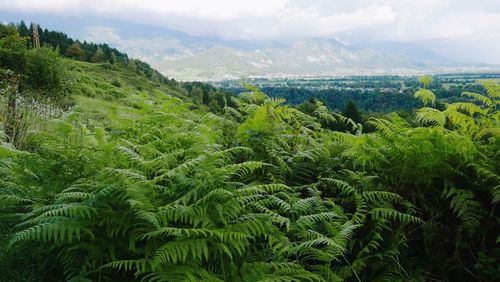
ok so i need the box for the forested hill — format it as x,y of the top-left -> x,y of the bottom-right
0,22 -> 499,282
0,21 -> 235,113
15,21 -> 130,65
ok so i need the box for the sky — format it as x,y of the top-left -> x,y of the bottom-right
1,0 -> 500,63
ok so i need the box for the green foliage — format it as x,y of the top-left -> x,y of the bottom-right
0,25 -> 69,102
0,32 -> 498,281
418,75 -> 433,88
342,101 -> 362,124
90,46 -> 106,63
23,47 -> 69,98
65,42 -> 86,60
413,88 -> 436,106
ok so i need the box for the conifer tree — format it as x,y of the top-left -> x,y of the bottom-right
91,46 -> 106,63
17,21 -> 29,37
127,58 -> 136,71
110,52 -> 117,64
342,101 -> 362,124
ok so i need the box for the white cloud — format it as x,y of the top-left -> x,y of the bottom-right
85,26 -> 121,44
1,0 -> 500,62
0,0 -> 288,21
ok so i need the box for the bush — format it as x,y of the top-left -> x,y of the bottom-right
99,62 -> 112,69
22,47 -> 69,100
108,88 -> 125,99
111,78 -> 122,88
79,84 -> 96,97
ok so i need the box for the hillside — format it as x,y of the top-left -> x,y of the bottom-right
1,22 -> 500,282
67,60 -> 189,119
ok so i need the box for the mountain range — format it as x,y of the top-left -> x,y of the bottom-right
114,29 -> 498,81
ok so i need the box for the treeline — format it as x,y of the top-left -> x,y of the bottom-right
262,87 -> 421,112
12,21 -> 175,86
222,81 -> 487,113
16,21 -> 127,64
182,81 -> 237,113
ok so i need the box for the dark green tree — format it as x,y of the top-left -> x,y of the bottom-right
17,21 -> 30,37
189,86 -> 204,104
342,100 -> 363,124
91,46 -> 106,63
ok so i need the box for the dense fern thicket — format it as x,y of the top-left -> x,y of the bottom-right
1,24 -> 500,282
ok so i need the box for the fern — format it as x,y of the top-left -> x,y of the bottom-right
10,221 -> 94,244
444,187 -> 484,234
371,208 -> 422,224
414,89 -> 436,106
153,239 -> 209,265
415,107 -> 446,126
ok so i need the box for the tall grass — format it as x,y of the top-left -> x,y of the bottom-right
0,94 -> 67,149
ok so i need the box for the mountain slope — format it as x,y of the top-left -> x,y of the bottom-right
157,38 -> 450,80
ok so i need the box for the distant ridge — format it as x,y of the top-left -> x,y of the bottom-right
153,37 -> 499,81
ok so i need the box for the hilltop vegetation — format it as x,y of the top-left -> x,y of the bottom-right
0,23 -> 499,282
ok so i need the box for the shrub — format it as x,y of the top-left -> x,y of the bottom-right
22,47 -> 69,100
111,78 -> 122,88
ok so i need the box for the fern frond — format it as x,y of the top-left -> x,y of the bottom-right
444,187 -> 483,234
414,89 -> 436,106
446,102 -> 484,116
103,259 -> 150,274
153,239 -> 209,265
461,92 -> 494,107
294,212 -> 339,229
38,203 -> 97,219
362,191 -> 403,204
415,108 -> 445,126
371,208 -> 422,224
10,222 -> 94,245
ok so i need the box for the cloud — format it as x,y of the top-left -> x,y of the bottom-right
0,1 -> 398,39
1,0 -> 500,63
0,0 -> 288,21
85,26 -> 121,44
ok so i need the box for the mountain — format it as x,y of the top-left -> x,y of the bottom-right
64,22 -> 496,81
152,37 -> 465,81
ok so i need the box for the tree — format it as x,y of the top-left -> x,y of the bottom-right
296,98 -> 317,116
17,21 -> 30,37
189,86 -> 204,104
342,101 -> 362,124
110,52 -> 117,64
91,46 -> 106,63
65,42 -> 85,60
0,24 -> 29,73
127,58 -> 136,71
208,99 -> 222,113
150,70 -> 160,83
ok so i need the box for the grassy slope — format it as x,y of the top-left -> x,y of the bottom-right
66,60 -> 194,122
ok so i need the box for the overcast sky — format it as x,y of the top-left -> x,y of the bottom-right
1,0 -> 499,63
